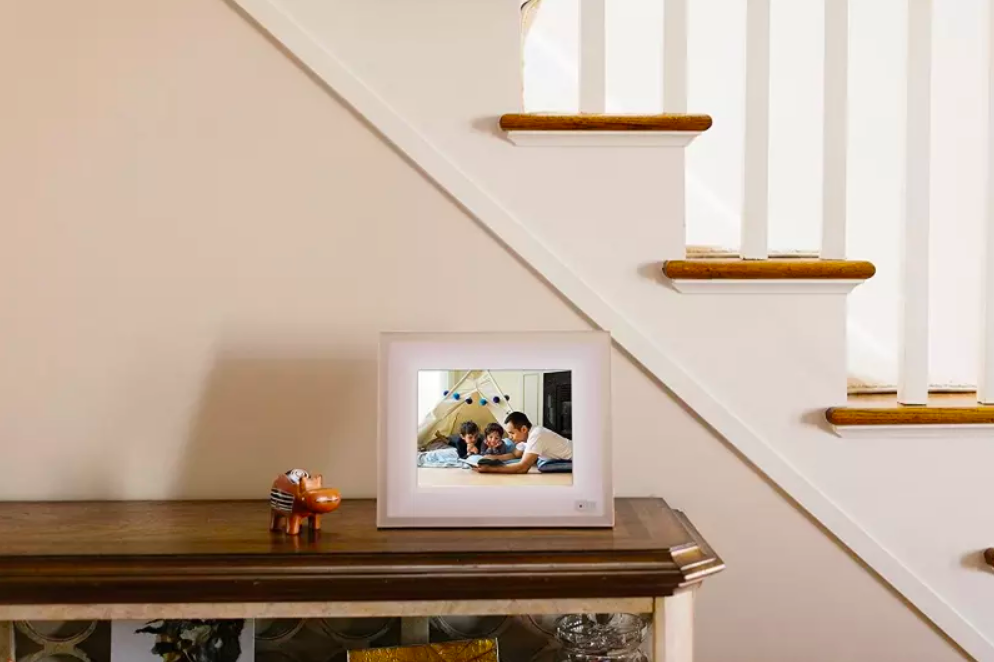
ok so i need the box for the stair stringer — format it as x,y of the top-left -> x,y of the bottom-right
227,0 -> 993,657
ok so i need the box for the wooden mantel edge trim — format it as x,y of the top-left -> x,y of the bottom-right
499,114 -> 713,132
826,407 -> 994,426
670,510 -> 725,584
662,259 -> 876,281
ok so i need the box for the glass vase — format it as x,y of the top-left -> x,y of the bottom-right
555,613 -> 648,662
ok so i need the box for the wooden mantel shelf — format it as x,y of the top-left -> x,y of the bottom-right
0,498 -> 722,606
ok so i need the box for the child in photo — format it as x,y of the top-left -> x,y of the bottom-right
473,411 -> 572,473
458,421 -> 483,457
480,422 -> 513,455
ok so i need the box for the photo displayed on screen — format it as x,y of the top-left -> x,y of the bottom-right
416,370 -> 573,487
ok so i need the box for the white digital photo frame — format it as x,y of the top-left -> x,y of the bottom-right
378,331 -> 613,528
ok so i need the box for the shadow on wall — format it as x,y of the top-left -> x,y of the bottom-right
961,549 -> 994,573
172,348 -> 378,500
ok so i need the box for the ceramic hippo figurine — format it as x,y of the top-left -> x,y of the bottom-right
269,469 -> 342,535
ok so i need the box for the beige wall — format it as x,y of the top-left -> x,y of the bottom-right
0,1 -> 964,660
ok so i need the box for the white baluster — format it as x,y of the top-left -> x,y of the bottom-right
897,0 -> 933,405
664,0 -> 690,254
663,0 -> 689,113
579,0 -> 606,113
821,0 -> 848,259
980,0 -> 994,404
742,0 -> 771,259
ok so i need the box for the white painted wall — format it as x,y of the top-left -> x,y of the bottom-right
417,371 -> 448,421
228,0 -> 994,655
0,0 -> 976,659
487,370 -> 543,426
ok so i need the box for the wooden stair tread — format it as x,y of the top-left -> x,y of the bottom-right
827,392 -> 994,425
499,114 -> 713,132
663,259 -> 875,280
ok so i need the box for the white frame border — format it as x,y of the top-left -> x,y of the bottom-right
378,331 -> 613,528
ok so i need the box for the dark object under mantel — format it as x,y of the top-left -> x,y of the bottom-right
0,498 -> 722,605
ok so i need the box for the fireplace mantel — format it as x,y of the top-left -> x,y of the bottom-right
0,497 -> 722,661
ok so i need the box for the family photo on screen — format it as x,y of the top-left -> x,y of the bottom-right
416,370 -> 574,487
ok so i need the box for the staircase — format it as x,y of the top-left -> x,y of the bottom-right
230,0 -> 994,657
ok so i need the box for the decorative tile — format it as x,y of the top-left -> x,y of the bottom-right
111,620 -> 254,661
3,614 -> 650,661
348,639 -> 497,662
0,621 -> 13,662
14,620 -> 110,661
256,618 -> 400,662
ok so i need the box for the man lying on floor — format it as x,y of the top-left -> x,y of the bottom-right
472,411 -> 572,475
